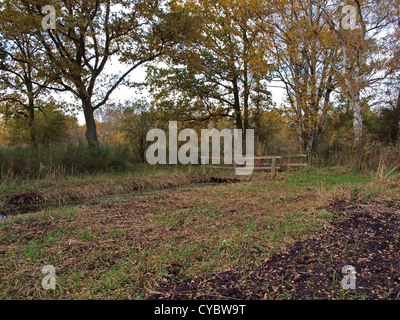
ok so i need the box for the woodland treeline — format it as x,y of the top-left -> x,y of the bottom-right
1,0 -> 400,174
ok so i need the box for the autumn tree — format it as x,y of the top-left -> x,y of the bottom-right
94,104 -> 120,145
2,0 -> 193,150
3,100 -> 78,145
147,0 -> 274,134
253,0 -> 340,153
0,6 -> 51,144
120,98 -> 160,161
321,0 -> 394,145
379,0 -> 400,143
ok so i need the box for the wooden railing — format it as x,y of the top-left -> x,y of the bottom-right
197,154 -> 307,177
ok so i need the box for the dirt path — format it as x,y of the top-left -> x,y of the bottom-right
150,200 -> 400,300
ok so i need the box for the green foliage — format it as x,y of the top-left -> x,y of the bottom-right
4,103 -> 78,145
369,107 -> 400,144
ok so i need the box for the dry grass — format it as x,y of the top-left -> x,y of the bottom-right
0,169 -> 398,299
0,171 -> 235,213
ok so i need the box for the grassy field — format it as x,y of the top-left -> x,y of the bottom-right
0,166 -> 399,299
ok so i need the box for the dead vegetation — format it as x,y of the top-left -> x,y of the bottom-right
0,173 -> 238,214
151,200 -> 400,300
0,170 -> 399,299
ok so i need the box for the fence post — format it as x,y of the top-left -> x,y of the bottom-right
272,157 -> 276,177
202,163 -> 206,175
233,158 -> 237,178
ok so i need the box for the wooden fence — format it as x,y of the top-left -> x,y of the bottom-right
196,154 -> 307,177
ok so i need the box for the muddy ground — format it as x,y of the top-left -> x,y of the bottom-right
150,200 -> 400,300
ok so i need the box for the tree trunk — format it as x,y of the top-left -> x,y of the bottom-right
394,88 -> 400,142
254,103 -> 261,143
26,74 -> 36,145
352,91 -> 363,144
295,89 -> 305,153
232,77 -> 243,131
353,52 -> 363,144
316,86 -> 333,148
342,43 -> 363,145
306,124 -> 315,155
82,100 -> 100,151
243,58 -> 249,131
297,117 -> 305,153
27,96 -> 35,145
